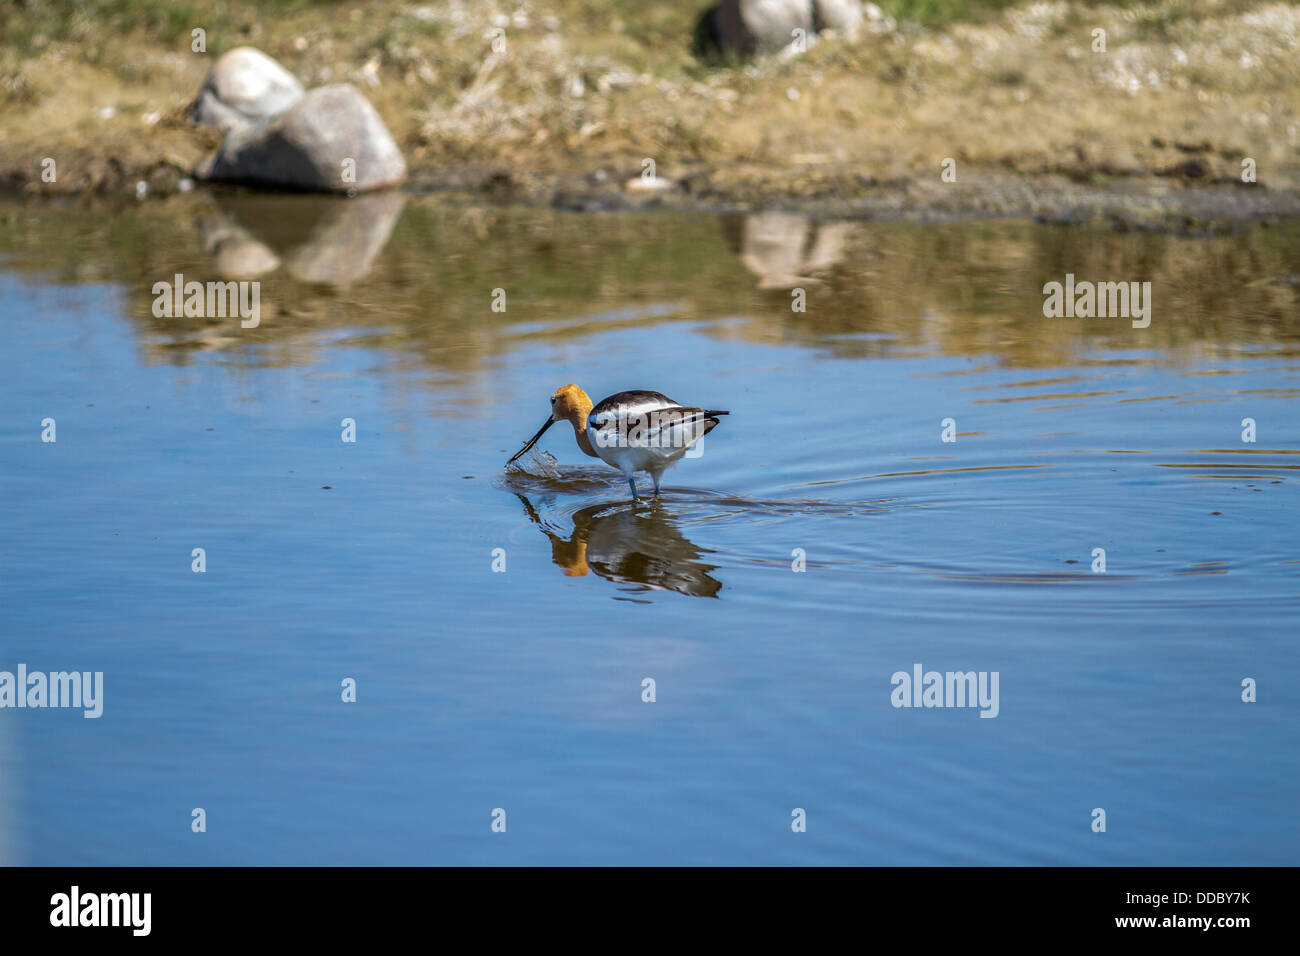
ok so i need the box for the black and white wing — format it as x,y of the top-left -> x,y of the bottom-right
588,391 -> 728,449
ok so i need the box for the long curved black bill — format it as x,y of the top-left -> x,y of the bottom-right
507,418 -> 555,464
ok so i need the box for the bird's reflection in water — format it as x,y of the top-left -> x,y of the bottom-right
516,494 -> 723,598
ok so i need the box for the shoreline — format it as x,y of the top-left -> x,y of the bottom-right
5,165 -> 1297,235
3,0 -> 1296,232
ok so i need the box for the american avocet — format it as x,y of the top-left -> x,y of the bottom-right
507,385 -> 730,498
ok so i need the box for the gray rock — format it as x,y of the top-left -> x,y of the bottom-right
191,46 -> 304,135
698,0 -> 862,58
717,0 -> 812,56
197,84 -> 407,193
813,0 -> 864,32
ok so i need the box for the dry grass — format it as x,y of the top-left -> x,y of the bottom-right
2,0 -> 1297,203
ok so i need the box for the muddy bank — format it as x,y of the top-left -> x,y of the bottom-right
5,162 -> 1294,235
2,0 -> 1297,229
416,161 -> 1298,233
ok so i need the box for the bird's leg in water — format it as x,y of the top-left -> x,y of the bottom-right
623,469 -> 639,499
650,470 -> 663,495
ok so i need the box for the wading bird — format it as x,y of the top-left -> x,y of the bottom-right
507,384 -> 729,498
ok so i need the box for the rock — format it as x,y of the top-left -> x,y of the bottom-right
189,48 -> 405,193
190,46 -> 305,135
625,174 -> 673,194
696,0 -> 863,58
1158,157 -> 1210,180
813,0 -> 864,33
197,84 -> 406,193
719,0 -> 812,56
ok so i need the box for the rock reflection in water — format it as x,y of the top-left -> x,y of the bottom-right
516,494 -> 723,598
722,210 -> 854,290
196,190 -> 406,286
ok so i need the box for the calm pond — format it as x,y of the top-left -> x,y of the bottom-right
0,194 -> 1296,864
